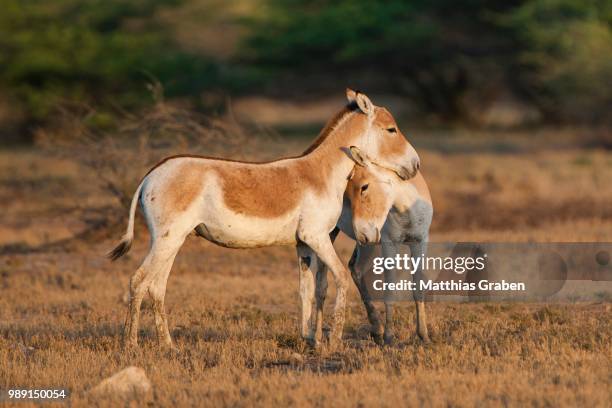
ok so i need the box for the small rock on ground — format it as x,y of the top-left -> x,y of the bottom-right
89,366 -> 151,400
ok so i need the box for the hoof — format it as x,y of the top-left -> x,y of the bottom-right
163,345 -> 181,356
418,333 -> 431,344
370,331 -> 384,346
305,337 -> 320,349
383,333 -> 395,347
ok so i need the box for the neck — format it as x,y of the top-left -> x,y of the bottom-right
301,110 -> 369,196
303,109 -> 367,160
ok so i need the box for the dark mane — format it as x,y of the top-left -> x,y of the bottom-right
142,102 -> 360,180
302,101 -> 359,155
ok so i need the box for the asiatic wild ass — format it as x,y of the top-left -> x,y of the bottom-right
345,163 -> 433,344
109,89 -> 421,350
299,131 -> 433,346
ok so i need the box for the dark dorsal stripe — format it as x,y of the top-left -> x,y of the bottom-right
142,102 -> 360,180
302,101 -> 359,155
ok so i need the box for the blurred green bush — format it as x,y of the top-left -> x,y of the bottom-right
243,0 -> 518,121
244,0 -> 612,125
0,0 -> 233,131
505,0 -> 612,124
1,0 -> 611,141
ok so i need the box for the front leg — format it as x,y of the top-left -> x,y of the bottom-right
348,244 -> 384,345
313,228 -> 338,343
302,236 -> 349,346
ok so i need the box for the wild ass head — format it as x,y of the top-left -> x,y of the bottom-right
345,88 -> 420,180
346,147 -> 400,245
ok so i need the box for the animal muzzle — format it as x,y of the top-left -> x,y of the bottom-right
357,226 -> 381,245
397,158 -> 420,180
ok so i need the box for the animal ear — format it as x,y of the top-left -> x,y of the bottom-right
347,167 -> 355,180
346,88 -> 358,103
348,146 -> 369,167
355,92 -> 374,116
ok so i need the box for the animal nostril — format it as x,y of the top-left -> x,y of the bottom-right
414,159 -> 420,171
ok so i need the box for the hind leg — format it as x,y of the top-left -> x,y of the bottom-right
296,244 -> 316,343
124,236 -> 185,350
313,258 -> 327,344
148,238 -> 185,350
409,239 -> 430,342
381,242 -> 399,345
124,254 -> 154,350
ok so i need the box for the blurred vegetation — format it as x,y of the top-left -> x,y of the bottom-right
0,0 -> 245,138
245,0 -> 612,125
0,0 -> 611,142
505,0 -> 612,124
244,0 -> 520,121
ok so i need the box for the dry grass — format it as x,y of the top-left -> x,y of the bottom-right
1,128 -> 611,406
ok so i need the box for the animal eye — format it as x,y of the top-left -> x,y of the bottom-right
361,184 -> 369,192
386,127 -> 397,133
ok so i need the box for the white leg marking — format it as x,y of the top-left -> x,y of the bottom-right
124,233 -> 187,349
303,238 -> 349,345
408,240 -> 430,342
297,245 -> 315,342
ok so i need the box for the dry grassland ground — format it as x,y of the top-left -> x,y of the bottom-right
0,132 -> 611,406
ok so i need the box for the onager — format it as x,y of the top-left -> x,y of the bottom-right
344,163 -> 433,345
110,89 -> 421,350
300,131 -> 433,346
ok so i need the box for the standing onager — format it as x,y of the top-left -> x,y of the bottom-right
345,164 -> 432,345
299,133 -> 433,346
109,89 -> 421,350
